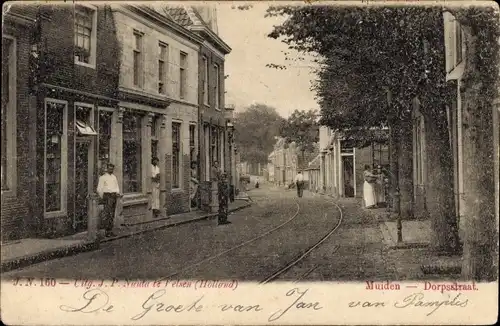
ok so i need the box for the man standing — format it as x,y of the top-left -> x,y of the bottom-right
151,157 -> 161,218
294,170 -> 304,198
97,163 -> 120,237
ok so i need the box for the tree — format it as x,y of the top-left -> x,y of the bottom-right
280,109 -> 319,168
451,6 -> 500,281
267,5 -> 460,252
233,104 -> 285,165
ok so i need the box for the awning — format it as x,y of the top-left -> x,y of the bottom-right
76,120 -> 97,136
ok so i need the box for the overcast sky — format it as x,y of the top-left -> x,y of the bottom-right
216,3 -> 319,118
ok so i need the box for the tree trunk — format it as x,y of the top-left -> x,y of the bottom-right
424,110 -> 460,254
459,30 -> 497,281
389,121 -> 400,214
399,116 -> 414,219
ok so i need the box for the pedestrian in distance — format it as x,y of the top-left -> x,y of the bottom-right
97,163 -> 120,237
255,176 -> 260,189
294,171 -> 304,198
151,157 -> 161,218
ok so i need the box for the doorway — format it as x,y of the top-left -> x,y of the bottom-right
74,139 -> 91,232
342,155 -> 355,197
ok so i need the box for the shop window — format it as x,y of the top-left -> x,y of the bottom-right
151,115 -> 160,159
98,109 -> 112,169
1,37 -> 16,192
45,100 -> 67,213
189,124 -> 196,164
123,112 -> 142,193
172,122 -> 181,188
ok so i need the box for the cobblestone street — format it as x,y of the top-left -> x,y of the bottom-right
2,184 -> 446,282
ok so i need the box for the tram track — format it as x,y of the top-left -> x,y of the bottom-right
159,193 -> 344,282
260,200 -> 343,284
158,200 -> 301,281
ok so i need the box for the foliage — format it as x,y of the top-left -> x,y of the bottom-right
280,109 -> 319,155
266,5 -> 447,137
233,104 -> 286,164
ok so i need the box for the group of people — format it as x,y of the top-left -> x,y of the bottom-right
363,164 -> 387,209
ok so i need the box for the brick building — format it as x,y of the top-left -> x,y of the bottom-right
26,4 -> 122,238
2,5 -> 38,241
165,5 -> 232,212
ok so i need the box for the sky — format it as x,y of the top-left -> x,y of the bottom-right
216,3 -> 319,118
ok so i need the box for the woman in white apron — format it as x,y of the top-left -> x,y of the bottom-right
363,165 -> 377,208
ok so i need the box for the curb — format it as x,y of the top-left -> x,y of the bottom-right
2,202 -> 252,273
2,242 -> 99,274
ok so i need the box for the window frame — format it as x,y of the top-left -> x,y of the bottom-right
133,30 -> 144,88
189,123 -> 196,165
455,20 -> 463,66
151,115 -> 161,160
214,63 -> 220,110
122,111 -> 143,194
203,56 -> 209,105
44,98 -> 68,218
97,107 -> 114,174
1,35 -> 17,196
158,42 -> 168,95
179,51 -> 188,99
172,121 -> 182,189
74,3 -> 97,69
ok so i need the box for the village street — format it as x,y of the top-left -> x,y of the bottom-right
2,184 -> 437,282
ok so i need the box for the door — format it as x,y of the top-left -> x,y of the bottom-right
74,140 -> 90,231
342,155 -> 355,198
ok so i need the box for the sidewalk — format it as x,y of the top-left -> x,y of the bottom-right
1,199 -> 251,273
362,202 -> 462,279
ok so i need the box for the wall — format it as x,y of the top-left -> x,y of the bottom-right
1,19 -> 36,241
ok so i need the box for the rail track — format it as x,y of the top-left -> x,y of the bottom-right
260,201 -> 343,284
158,200 -> 301,281
158,194 -> 343,282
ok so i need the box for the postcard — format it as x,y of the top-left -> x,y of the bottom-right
1,0 -> 499,325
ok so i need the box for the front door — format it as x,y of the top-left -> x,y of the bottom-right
74,140 -> 90,232
342,155 -> 355,198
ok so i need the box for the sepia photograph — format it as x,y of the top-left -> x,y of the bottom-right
1,0 -> 499,324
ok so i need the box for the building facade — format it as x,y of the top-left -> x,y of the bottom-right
165,5 -> 232,212
316,126 -> 389,199
1,5 -> 38,241
27,4 -> 122,238
111,5 -> 202,220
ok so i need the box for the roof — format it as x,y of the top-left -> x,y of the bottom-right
163,6 -> 193,27
163,5 -> 231,54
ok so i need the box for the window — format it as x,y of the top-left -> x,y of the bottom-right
151,115 -> 160,159
455,21 -> 463,65
158,42 -> 168,94
211,126 -> 218,165
189,124 -> 196,164
74,5 -> 96,66
203,56 -> 209,104
133,32 -> 143,87
45,100 -> 67,213
214,64 -> 220,109
2,37 -> 15,191
123,112 -> 142,193
179,52 -> 187,99
98,109 -> 112,168
172,122 -> 181,188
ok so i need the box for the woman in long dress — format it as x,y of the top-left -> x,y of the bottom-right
363,165 -> 377,209
151,157 -> 161,218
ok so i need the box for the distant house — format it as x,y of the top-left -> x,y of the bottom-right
316,126 -> 389,198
